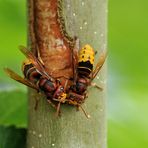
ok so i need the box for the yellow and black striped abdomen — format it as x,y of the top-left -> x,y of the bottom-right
22,59 -> 41,83
78,44 -> 95,77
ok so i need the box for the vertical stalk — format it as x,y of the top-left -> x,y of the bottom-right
27,0 -> 107,148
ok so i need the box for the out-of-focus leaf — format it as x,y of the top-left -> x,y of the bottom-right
0,125 -> 26,148
108,90 -> 148,148
0,90 -> 27,127
108,0 -> 148,147
0,0 -> 26,81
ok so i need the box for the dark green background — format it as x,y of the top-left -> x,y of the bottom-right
0,0 -> 148,147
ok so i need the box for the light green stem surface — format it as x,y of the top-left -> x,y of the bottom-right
27,0 -> 107,148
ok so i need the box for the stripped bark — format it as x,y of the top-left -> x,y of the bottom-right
27,0 -> 107,148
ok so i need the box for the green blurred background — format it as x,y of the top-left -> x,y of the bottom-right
0,0 -> 148,147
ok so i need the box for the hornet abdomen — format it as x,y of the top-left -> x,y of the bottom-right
22,59 -> 41,83
78,44 -> 95,77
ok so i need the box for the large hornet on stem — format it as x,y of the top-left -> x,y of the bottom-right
64,39 -> 107,118
4,46 -> 68,115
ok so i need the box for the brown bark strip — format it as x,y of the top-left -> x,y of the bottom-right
29,0 -> 73,79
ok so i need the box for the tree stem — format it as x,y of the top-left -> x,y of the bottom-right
27,0 -> 107,148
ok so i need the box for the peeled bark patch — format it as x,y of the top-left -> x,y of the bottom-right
29,0 -> 73,79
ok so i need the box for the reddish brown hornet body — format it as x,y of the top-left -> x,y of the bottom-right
4,46 -> 67,113
23,59 -> 65,101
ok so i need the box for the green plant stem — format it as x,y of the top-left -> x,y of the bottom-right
27,0 -> 107,148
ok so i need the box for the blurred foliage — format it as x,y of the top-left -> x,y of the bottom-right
0,125 -> 26,148
108,0 -> 148,147
0,0 -> 26,84
0,0 -> 148,147
0,91 -> 27,127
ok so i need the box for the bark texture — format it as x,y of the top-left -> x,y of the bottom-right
27,0 -> 107,148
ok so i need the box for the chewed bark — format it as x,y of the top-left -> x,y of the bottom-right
29,0 -> 73,79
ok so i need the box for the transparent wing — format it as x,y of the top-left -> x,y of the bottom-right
92,50 -> 107,80
19,45 -> 54,82
4,68 -> 38,90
